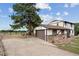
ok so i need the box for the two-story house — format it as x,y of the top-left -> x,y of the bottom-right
49,20 -> 74,37
34,20 -> 74,41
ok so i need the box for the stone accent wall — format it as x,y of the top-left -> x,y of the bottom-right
47,34 -> 72,44
47,35 -> 54,43
54,35 -> 67,44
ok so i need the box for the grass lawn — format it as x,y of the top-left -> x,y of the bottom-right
57,36 -> 79,54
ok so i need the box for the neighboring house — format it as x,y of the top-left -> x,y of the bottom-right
34,20 -> 74,41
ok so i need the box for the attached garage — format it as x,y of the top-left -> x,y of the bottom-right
36,30 -> 45,40
34,26 -> 46,41
34,24 -> 68,41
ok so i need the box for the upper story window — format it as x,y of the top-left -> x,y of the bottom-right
64,22 -> 72,28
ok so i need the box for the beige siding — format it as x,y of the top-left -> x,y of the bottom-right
49,20 -> 74,36
58,22 -> 64,27
47,30 -> 52,35
64,23 -> 74,36
49,21 -> 64,27
64,30 -> 67,35
35,26 -> 46,30
35,20 -> 74,37
49,21 -> 58,26
64,23 -> 71,29
34,26 -> 46,36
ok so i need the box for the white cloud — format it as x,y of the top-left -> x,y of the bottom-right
39,14 -> 65,24
64,11 -> 69,16
36,3 -> 51,11
56,12 -> 61,16
8,8 -> 13,13
64,4 -> 69,8
70,3 -> 79,7
39,14 -> 53,24
55,17 -> 63,20
64,3 -> 79,8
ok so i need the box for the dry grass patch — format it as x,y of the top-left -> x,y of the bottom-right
57,36 -> 79,54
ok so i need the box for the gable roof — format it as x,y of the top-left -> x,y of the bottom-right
50,20 -> 74,24
40,24 -> 69,30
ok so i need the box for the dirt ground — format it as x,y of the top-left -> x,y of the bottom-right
2,36 -> 78,56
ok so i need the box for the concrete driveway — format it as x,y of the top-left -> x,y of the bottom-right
2,37 -> 78,56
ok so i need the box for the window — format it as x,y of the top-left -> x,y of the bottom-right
53,30 -> 57,36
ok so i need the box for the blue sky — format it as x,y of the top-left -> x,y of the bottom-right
0,3 -> 79,30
